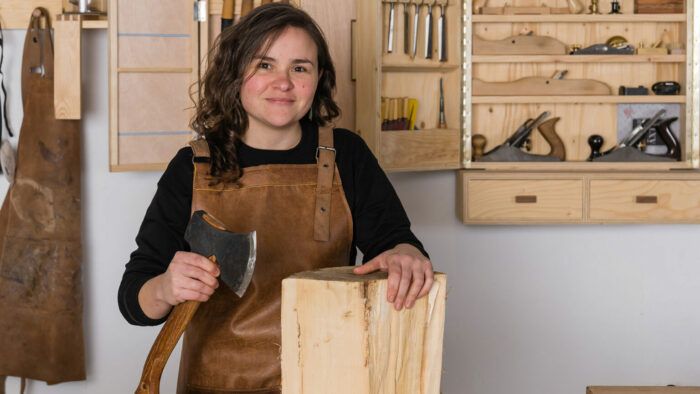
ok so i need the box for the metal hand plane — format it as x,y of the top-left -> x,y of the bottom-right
479,111 -> 566,162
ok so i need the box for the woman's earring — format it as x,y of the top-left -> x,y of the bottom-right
308,107 -> 314,121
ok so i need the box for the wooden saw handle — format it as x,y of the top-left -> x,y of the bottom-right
135,300 -> 201,394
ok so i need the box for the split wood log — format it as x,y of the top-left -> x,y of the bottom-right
281,266 -> 446,394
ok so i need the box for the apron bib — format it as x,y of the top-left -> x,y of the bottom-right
178,128 -> 352,393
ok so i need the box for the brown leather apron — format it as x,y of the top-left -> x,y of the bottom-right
177,128 -> 352,393
0,8 -> 85,386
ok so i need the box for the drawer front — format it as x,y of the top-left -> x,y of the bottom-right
590,180 -> 700,221
466,179 -> 584,222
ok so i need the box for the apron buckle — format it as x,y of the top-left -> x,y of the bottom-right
315,146 -> 336,161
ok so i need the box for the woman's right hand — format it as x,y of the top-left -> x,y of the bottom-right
138,251 -> 220,320
158,251 -> 220,304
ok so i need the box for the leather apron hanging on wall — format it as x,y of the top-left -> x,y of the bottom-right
177,128 -> 353,394
0,8 -> 85,386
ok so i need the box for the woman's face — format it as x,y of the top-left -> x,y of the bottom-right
240,27 -> 319,134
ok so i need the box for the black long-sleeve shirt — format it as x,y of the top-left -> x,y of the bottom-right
118,120 -> 428,326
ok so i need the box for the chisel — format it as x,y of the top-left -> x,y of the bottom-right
411,1 -> 419,58
403,0 -> 410,54
424,1 -> 433,59
387,1 -> 395,53
437,1 -> 446,62
438,78 -> 446,128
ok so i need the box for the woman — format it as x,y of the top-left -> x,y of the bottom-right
118,3 -> 434,393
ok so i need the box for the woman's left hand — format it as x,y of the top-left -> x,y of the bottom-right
353,243 -> 434,311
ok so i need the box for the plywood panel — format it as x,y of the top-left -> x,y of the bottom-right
118,134 -> 193,166
301,0 -> 356,130
111,0 -> 201,170
380,129 -> 461,170
118,73 -> 194,133
118,36 -> 193,69
117,0 -> 193,35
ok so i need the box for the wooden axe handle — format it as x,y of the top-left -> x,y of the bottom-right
135,256 -> 217,393
135,300 -> 201,394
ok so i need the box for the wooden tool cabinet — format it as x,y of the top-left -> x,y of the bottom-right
356,0 -> 700,224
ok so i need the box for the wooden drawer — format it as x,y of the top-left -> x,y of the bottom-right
464,179 -> 584,222
590,180 -> 700,222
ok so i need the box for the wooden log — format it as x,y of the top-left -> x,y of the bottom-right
281,266 -> 447,394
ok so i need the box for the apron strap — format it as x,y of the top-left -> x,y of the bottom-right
314,127 -> 336,242
190,139 -> 211,161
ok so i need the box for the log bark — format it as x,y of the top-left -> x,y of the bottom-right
281,266 -> 446,394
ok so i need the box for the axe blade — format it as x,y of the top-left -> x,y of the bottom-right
184,210 -> 256,298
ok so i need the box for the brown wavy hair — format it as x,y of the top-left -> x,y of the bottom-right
190,3 -> 340,184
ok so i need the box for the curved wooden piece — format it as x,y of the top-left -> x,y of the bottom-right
473,35 -> 569,55
135,299 -> 201,394
473,77 -> 612,96
537,117 -> 567,161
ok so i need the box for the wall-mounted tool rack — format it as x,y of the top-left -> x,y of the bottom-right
356,0 -> 700,224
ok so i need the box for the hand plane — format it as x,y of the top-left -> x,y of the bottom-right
572,43 -> 635,55
478,111 -> 567,162
589,110 -> 680,162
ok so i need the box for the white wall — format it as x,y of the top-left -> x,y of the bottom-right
2,29 -> 699,394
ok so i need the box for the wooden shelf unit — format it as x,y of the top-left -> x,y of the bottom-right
355,0 -> 463,172
464,0 -> 700,224
356,0 -> 700,224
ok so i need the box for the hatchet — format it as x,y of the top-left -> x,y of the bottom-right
135,210 -> 256,394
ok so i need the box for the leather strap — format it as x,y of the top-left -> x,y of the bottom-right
314,127 -> 335,241
189,138 -> 211,161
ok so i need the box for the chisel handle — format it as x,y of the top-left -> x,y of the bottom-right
221,0 -> 234,30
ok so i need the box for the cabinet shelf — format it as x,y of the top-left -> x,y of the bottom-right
382,62 -> 461,72
472,95 -> 686,104
467,162 -> 692,172
472,14 -> 687,23
472,55 -> 686,63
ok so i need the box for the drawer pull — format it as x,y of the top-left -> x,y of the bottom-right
636,195 -> 658,204
515,195 -> 537,204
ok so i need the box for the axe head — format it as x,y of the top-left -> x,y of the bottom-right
184,210 -> 256,298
